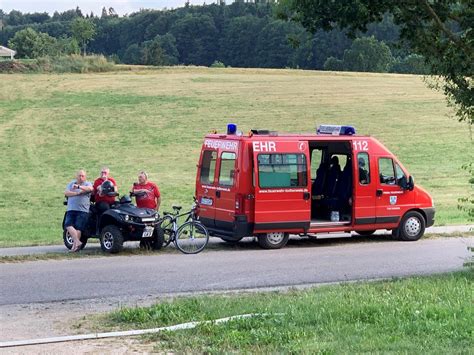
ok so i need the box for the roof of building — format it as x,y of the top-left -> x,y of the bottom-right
0,46 -> 16,57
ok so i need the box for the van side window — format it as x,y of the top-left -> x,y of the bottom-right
378,157 -> 396,185
200,150 -> 217,184
357,152 -> 370,185
310,149 -> 323,180
258,154 -> 307,188
218,152 -> 236,186
395,163 -> 406,184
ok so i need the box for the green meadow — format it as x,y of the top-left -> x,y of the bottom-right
102,271 -> 473,353
0,67 -> 471,247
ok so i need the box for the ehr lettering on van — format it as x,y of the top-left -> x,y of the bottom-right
252,141 -> 276,152
204,140 -> 238,151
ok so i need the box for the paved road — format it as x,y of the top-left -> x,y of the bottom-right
1,236 -> 472,306
1,225 -> 472,257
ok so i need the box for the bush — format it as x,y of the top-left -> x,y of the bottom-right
210,60 -> 225,68
342,36 -> 393,72
0,55 -> 115,73
323,56 -> 344,71
391,54 -> 430,75
49,54 -> 114,73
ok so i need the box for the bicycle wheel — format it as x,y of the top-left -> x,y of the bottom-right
160,215 -> 174,247
175,221 -> 209,254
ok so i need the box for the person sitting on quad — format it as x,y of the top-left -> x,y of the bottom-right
131,171 -> 161,211
64,169 -> 94,252
93,167 -> 118,214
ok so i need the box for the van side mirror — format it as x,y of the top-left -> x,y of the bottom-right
399,175 -> 415,191
398,176 -> 408,190
408,175 -> 414,191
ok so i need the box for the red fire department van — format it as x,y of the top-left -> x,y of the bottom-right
195,124 -> 435,249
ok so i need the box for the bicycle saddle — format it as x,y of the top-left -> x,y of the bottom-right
172,205 -> 182,211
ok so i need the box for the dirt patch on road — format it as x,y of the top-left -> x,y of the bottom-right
0,297 -> 160,354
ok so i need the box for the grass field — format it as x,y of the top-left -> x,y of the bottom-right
100,271 -> 473,353
0,67 -> 472,247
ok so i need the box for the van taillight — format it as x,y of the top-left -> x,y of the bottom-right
235,194 -> 244,214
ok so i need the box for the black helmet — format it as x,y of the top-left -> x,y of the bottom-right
101,180 -> 115,195
120,195 -> 132,204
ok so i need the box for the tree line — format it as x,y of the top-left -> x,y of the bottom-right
0,2 -> 428,74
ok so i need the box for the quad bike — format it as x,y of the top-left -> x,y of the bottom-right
62,189 -> 164,254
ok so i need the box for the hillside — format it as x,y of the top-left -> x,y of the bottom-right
0,67 -> 471,246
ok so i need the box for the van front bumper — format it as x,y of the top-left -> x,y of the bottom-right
422,207 -> 435,227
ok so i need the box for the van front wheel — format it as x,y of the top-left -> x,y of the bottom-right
257,232 -> 289,249
396,211 -> 426,241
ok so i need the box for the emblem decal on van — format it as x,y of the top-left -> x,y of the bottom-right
390,196 -> 397,205
299,142 -> 306,151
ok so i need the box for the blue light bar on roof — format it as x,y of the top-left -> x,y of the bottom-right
317,124 -> 356,136
227,123 -> 237,135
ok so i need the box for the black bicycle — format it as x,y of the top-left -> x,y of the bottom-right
159,198 -> 209,254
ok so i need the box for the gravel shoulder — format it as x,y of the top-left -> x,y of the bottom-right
0,296 -> 160,354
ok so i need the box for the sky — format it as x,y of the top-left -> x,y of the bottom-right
0,1 -> 215,16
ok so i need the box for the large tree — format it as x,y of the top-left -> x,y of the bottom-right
71,17 -> 96,55
278,0 -> 473,125
8,28 -> 56,58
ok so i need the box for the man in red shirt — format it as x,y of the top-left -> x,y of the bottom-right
93,167 -> 118,212
132,171 -> 161,210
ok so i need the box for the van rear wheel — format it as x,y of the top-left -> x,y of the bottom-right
257,232 -> 289,249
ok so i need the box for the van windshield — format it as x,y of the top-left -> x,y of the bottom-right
258,154 -> 307,188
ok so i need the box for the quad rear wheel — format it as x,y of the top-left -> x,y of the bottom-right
63,229 -> 87,250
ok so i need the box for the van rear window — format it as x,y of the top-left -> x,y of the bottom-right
218,152 -> 236,186
200,150 -> 217,184
258,154 -> 307,188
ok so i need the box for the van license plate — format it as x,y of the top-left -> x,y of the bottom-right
200,197 -> 213,206
142,226 -> 154,238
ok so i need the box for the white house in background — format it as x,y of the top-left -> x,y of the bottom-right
0,46 -> 16,59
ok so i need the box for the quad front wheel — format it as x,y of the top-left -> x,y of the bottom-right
175,221 -> 209,254
139,226 -> 165,251
257,232 -> 289,249
100,225 -> 124,253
